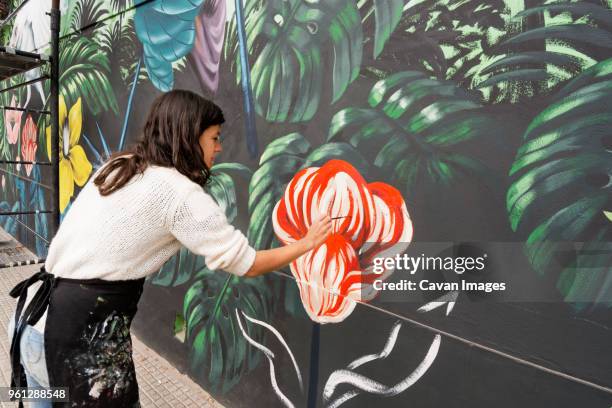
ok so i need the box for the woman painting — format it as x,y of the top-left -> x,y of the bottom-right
8,89 -> 332,407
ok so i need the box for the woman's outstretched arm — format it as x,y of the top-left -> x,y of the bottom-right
244,215 -> 332,277
169,187 -> 333,277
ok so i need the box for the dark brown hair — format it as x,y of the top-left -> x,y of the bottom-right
94,90 -> 225,195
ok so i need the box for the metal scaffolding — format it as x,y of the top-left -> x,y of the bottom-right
0,0 -> 61,268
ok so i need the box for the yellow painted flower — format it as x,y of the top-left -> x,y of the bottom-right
46,96 -> 92,213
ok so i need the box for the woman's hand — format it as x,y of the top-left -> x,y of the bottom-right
302,214 -> 333,250
244,214 -> 333,277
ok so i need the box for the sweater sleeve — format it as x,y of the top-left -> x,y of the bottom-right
169,187 -> 256,276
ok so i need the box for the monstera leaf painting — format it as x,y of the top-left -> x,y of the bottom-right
507,59 -> 612,309
273,160 -> 413,323
232,0 -> 363,122
134,0 -> 205,91
329,71 -> 496,194
184,267 -> 272,393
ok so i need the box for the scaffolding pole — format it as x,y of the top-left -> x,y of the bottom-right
50,0 -> 60,237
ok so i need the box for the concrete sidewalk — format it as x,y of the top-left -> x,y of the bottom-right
0,264 -> 223,408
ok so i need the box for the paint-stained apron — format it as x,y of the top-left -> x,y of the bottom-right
9,266 -> 144,407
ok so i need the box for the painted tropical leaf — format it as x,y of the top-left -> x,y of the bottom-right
96,6 -> 140,84
0,155 -> 48,253
328,71 -> 496,193
0,201 -> 19,236
229,0 -> 363,122
134,0 -> 204,91
207,162 -> 252,223
248,133 -> 311,250
184,268 -> 272,393
0,91 -> 9,157
67,0 -> 108,35
59,35 -> 119,115
371,0 -> 405,59
152,246 -> 206,287
377,0 -> 506,88
507,59 -> 612,309
248,133 -> 369,250
153,163 -> 252,287
478,1 -> 612,102
0,0 -> 16,44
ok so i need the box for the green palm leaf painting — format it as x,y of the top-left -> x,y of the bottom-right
377,0 -> 506,87
329,71 -> 496,193
478,1 -> 612,102
507,59 -> 612,308
96,7 -> 140,84
229,0 -> 363,122
59,35 -> 119,115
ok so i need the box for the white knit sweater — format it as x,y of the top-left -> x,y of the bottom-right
21,164 -> 256,332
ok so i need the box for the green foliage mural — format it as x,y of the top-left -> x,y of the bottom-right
226,0 -> 408,123
479,1 -> 612,102
507,58 -> 612,308
1,0 -> 611,404
328,71 -> 496,192
382,0 -> 507,88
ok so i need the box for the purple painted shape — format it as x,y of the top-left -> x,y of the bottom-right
191,0 -> 227,93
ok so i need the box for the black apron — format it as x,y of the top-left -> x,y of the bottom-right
9,266 -> 145,407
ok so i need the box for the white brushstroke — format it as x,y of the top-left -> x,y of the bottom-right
240,310 -> 304,391
323,332 -> 442,407
446,298 -> 456,316
347,321 -> 401,370
234,309 -> 294,408
417,290 -> 459,316
327,390 -> 360,408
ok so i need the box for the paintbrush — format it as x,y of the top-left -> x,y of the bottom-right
330,215 -> 351,220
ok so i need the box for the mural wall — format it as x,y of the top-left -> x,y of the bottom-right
1,0 -> 611,406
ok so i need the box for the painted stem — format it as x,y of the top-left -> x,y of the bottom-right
119,58 -> 142,152
307,322 -> 320,408
234,0 -> 258,158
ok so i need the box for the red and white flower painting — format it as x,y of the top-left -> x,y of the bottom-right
21,114 -> 37,176
273,160 -> 413,324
